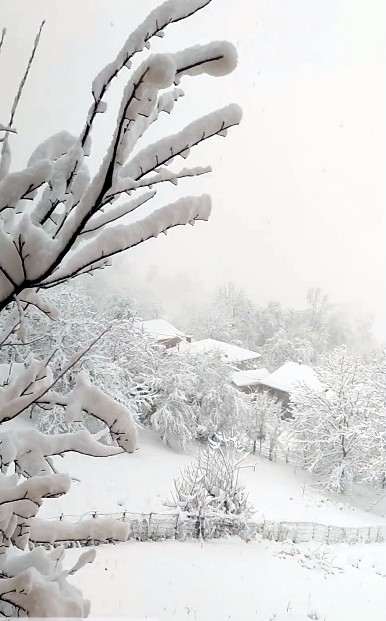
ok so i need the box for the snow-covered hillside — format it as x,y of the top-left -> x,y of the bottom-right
40,428 -> 386,527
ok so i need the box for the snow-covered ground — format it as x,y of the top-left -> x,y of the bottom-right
9,417 -> 386,619
41,428 -> 386,527
66,538 -> 386,621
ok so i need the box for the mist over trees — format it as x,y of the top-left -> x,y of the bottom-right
85,267 -> 379,371
186,284 -> 378,366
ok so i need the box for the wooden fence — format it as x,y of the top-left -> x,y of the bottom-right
30,510 -> 386,548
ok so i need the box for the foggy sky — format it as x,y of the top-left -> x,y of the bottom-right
1,0 -> 385,337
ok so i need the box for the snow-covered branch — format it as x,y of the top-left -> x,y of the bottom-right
80,0 -> 213,148
42,194 -> 211,286
0,429 -> 122,477
120,104 -> 241,182
66,372 -> 137,453
0,0 -> 241,614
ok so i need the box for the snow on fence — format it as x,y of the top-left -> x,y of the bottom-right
29,510 -> 386,549
255,520 -> 385,545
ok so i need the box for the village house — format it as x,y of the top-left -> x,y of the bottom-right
140,319 -> 192,349
180,338 -> 261,370
258,360 -> 321,414
231,368 -> 269,393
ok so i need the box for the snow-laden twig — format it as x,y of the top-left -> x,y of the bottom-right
0,22 -> 45,183
0,1 -> 241,614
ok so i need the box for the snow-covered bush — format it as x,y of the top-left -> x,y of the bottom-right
0,0 -> 241,614
169,434 -> 254,527
290,347 -> 375,493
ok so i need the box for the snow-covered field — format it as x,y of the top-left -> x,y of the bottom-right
8,418 -> 386,619
66,538 -> 386,621
41,427 -> 386,527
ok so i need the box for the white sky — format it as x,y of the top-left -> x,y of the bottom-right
1,0 -> 385,337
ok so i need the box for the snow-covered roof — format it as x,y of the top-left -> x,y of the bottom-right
141,319 -> 186,341
259,361 -> 321,394
182,338 -> 261,363
231,368 -> 269,388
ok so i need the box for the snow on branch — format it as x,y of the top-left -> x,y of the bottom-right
0,546 -> 91,617
7,22 -> 45,133
0,160 -> 53,212
0,124 -> 16,134
120,104 -> 242,181
0,1 -> 241,613
0,34 -> 240,312
0,428 -> 122,477
66,372 -> 137,453
0,327 -> 113,423
173,41 -> 237,81
80,189 -> 156,238
82,0 -> 212,146
0,356 -> 54,424
0,22 -> 45,184
0,472 -> 70,551
42,194 -> 212,286
30,517 -> 129,545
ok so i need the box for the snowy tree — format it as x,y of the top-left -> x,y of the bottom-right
0,0 -> 241,615
356,350 -> 386,489
18,284 -> 145,437
290,347 -> 374,493
327,307 -> 376,353
259,328 -> 315,371
144,349 -> 202,450
191,351 -> 252,443
187,282 -> 259,348
24,288 -> 252,452
306,288 -> 329,332
242,391 -> 283,458
169,434 -> 254,534
141,349 -> 252,451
